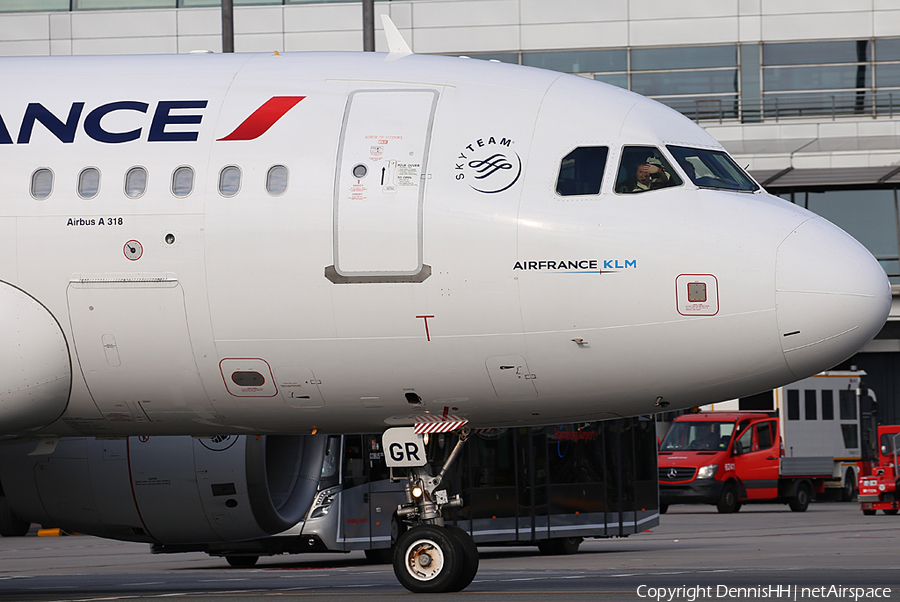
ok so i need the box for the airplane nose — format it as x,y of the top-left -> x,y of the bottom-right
776,217 -> 891,379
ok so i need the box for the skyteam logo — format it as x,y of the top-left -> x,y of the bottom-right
455,136 -> 522,194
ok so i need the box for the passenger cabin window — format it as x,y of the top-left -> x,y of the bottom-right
615,146 -> 681,194
266,165 -> 288,196
556,146 -> 608,196
172,166 -> 194,198
219,166 -> 241,197
125,167 -> 147,199
666,145 -> 759,192
78,168 -> 100,199
31,168 -> 53,200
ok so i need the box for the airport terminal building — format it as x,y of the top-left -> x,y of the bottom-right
1,0 -> 900,421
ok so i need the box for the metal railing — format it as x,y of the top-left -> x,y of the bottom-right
0,0 -> 355,12
661,91 -> 900,124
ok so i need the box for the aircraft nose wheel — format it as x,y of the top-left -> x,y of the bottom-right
393,524 -> 478,593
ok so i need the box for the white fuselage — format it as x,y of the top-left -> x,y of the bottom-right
0,52 -> 890,438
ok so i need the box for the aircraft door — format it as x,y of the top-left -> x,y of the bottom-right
329,89 -> 438,282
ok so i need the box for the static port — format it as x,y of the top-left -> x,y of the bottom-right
165,233 -> 176,245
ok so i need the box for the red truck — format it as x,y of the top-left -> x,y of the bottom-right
858,425 -> 900,515
658,372 -> 866,513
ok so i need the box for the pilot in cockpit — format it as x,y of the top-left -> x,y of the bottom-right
631,157 -> 671,192
616,146 -> 681,194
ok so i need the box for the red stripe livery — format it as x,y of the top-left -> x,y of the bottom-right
217,96 -> 305,141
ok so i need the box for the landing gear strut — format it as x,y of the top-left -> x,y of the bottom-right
383,426 -> 478,593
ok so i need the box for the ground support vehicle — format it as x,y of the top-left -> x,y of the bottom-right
858,425 -> 900,515
153,417 -> 659,563
659,372 -> 868,513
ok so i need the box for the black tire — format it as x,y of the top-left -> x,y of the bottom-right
0,496 -> 30,537
225,555 -> 259,568
393,525 -> 463,593
445,525 -> 479,592
716,484 -> 740,514
364,547 -> 394,564
863,509 -> 877,516
556,536 -> 582,554
537,536 -> 582,555
841,469 -> 856,502
789,482 -> 811,512
883,509 -> 899,515
659,503 -> 668,514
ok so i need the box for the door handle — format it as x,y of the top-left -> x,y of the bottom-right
363,493 -> 370,503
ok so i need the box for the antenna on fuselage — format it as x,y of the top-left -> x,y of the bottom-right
381,14 -> 413,58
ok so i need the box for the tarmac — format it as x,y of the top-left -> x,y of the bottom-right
0,501 -> 898,601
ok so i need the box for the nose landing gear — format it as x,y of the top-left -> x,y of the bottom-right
383,426 -> 478,593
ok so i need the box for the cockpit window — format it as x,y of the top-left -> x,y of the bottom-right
615,146 -> 682,194
556,146 -> 609,196
667,145 -> 759,192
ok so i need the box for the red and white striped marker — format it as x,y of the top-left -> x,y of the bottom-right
414,414 -> 468,434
